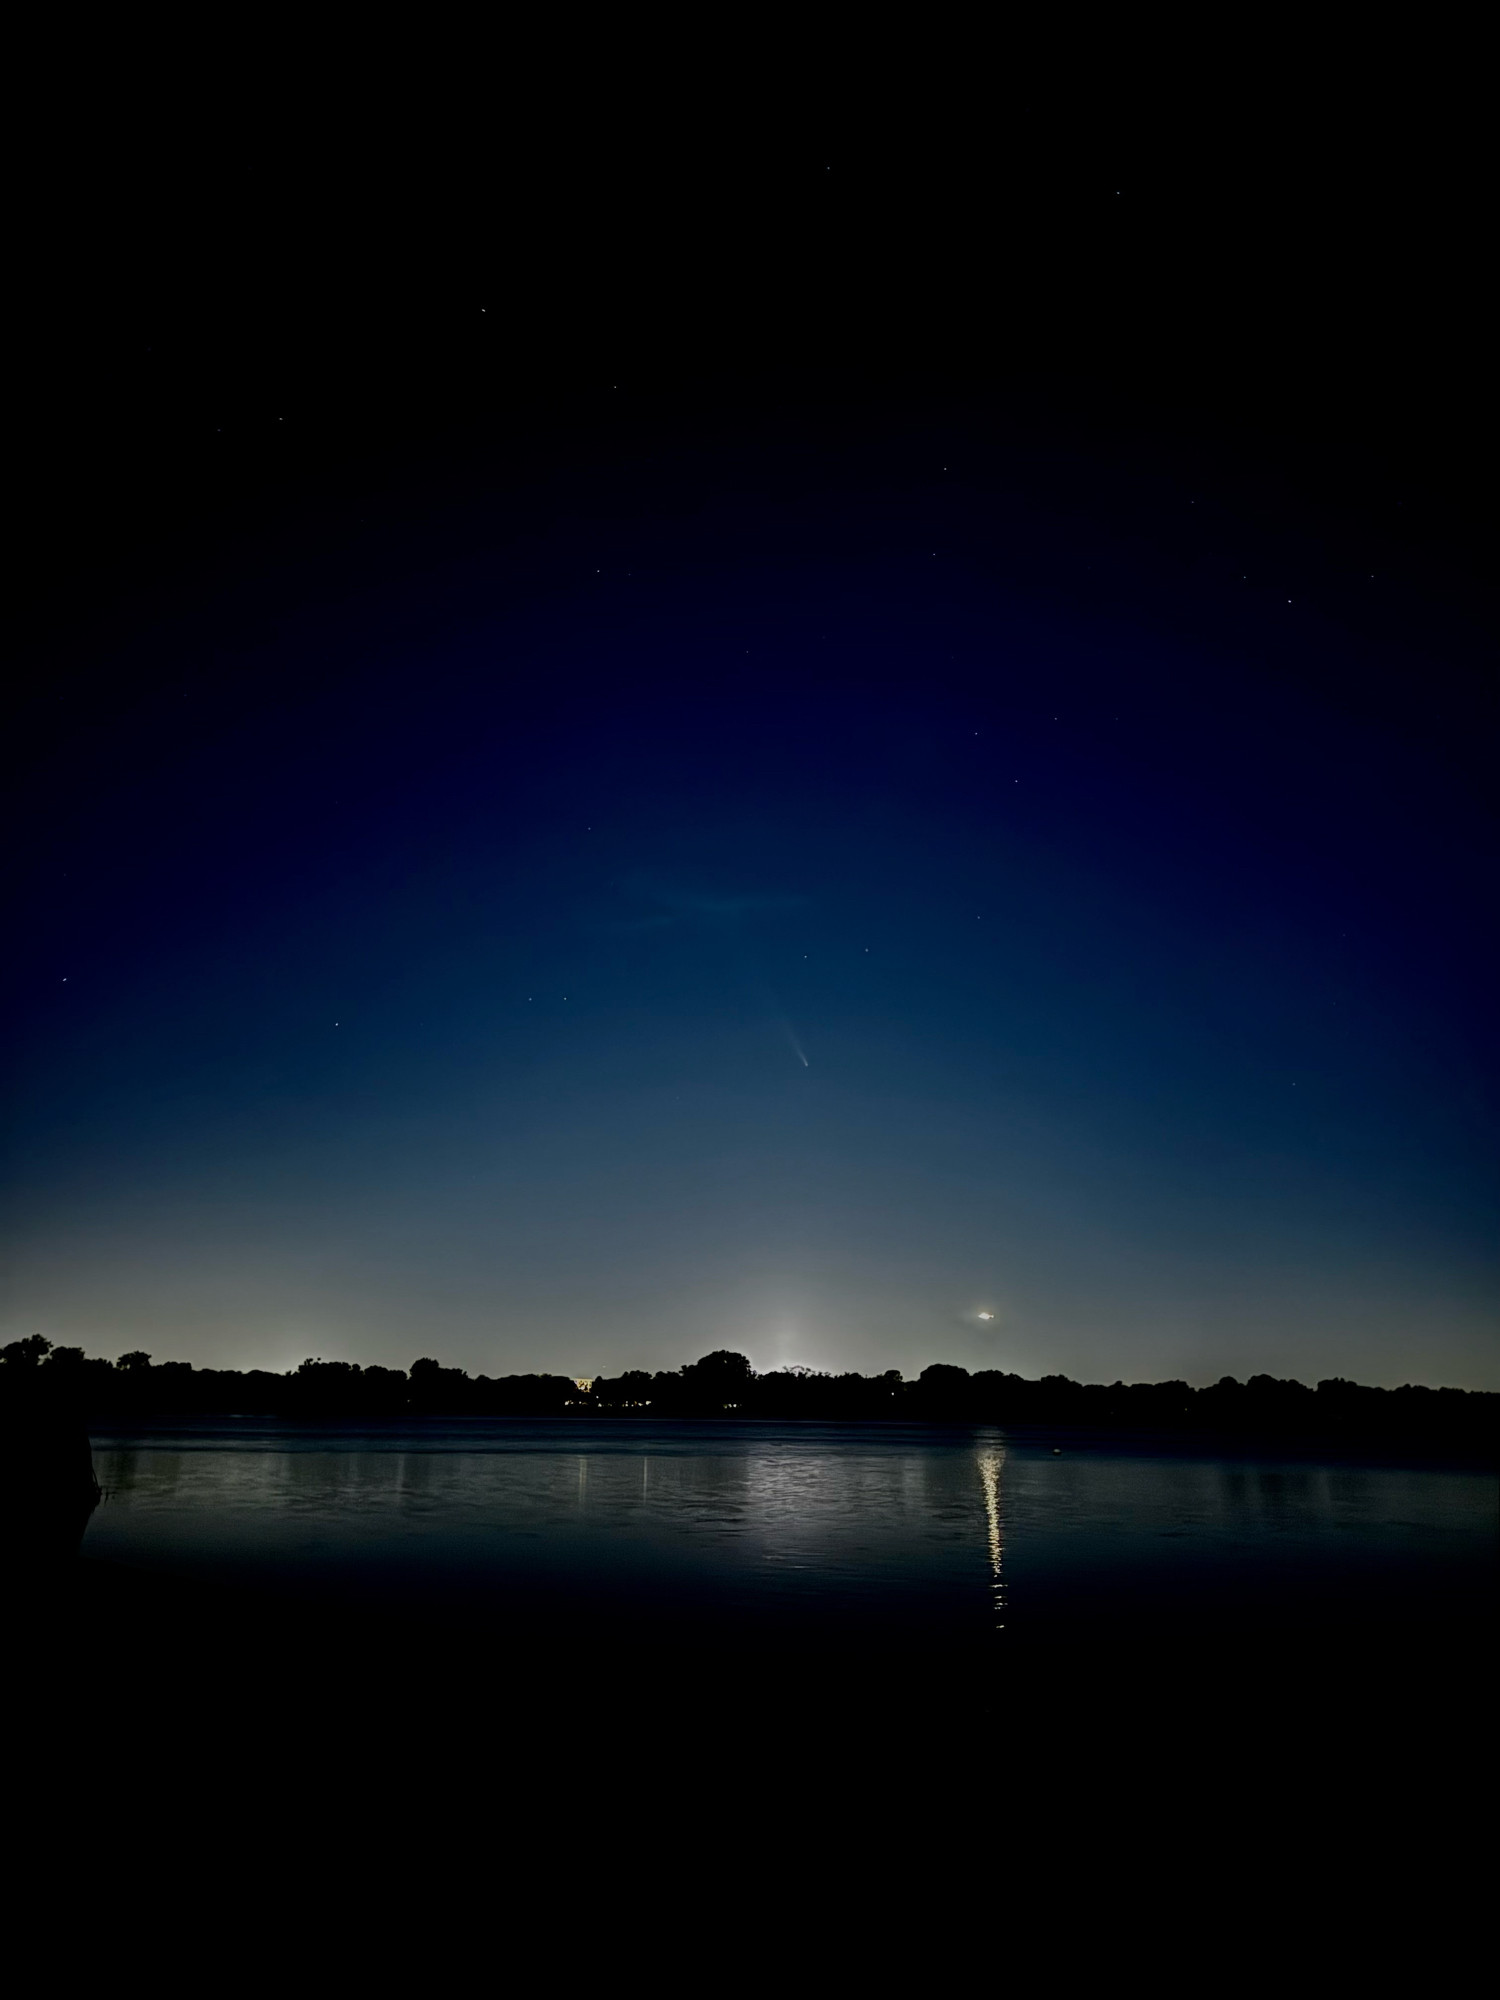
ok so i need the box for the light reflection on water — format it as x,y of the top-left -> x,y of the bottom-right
86,1420 -> 1494,1650
977,1448 -> 1005,1629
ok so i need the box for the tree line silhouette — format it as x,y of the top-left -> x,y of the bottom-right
0,1334 -> 1493,1449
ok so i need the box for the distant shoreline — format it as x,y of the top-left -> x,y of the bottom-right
6,1339 -> 1495,1457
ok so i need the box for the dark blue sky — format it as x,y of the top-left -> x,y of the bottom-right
5,121 -> 1494,1385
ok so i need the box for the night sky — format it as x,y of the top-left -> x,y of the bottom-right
5,116 -> 1494,1387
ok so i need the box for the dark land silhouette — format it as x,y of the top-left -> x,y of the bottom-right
0,1368 -> 99,1571
1,1333 -> 1494,1453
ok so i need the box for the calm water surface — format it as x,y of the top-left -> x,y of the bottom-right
82,1420 -> 1496,1669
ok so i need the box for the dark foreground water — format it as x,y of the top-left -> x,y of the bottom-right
12,1419 -> 1496,1941
72,1418 -> 1494,1696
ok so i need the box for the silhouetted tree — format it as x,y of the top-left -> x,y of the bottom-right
407,1356 -> 473,1412
915,1363 -> 972,1417
680,1351 -> 754,1411
1,1336 -> 53,1369
0,1331 -> 1489,1448
591,1369 -> 657,1409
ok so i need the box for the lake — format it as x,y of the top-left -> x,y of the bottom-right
75,1418 -> 1495,1716
9,1411 -> 1489,1918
